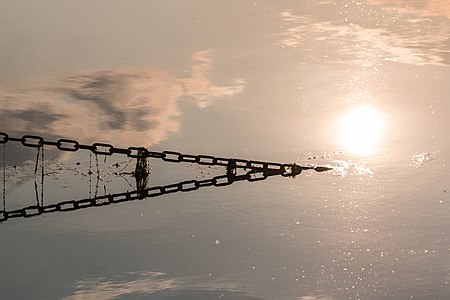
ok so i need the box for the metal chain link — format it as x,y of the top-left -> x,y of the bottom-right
0,132 -> 332,176
0,131 -> 334,223
0,169 -> 283,223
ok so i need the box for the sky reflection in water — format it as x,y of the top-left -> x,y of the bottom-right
277,7 -> 450,66
0,49 -> 244,146
63,271 -> 268,300
0,1 -> 449,300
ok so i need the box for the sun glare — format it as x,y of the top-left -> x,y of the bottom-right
340,105 -> 384,155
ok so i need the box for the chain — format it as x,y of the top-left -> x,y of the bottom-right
0,167 -> 288,223
0,131 -> 333,223
0,132 -> 332,176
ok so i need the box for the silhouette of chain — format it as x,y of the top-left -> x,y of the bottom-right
0,132 -> 334,222
0,168 -> 289,223
0,132 -> 332,175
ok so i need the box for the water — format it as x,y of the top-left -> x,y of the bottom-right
1,1 -> 449,299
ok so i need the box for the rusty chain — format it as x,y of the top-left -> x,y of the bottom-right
0,132 -> 332,175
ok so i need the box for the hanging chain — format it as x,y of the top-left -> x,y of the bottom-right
0,132 -> 332,176
0,131 -> 333,223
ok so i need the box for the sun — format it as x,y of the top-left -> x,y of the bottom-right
340,105 -> 384,155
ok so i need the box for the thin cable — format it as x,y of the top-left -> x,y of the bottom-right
2,144 -> 6,210
89,151 -> 92,199
34,147 -> 40,175
41,145 -> 44,206
94,153 -> 100,198
34,181 -> 39,205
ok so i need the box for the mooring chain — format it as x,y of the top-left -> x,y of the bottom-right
0,169 -> 279,223
0,132 -> 332,175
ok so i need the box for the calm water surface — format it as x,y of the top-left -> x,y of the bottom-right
1,1 -> 449,299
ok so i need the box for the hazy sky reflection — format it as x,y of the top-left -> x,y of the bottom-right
63,271 -> 176,300
63,271 -> 263,300
0,1 -> 449,300
278,1 -> 450,66
0,49 -> 244,146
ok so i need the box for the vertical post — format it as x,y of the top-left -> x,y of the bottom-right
135,148 -> 149,199
226,159 -> 237,183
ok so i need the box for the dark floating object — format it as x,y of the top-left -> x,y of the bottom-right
313,166 -> 333,172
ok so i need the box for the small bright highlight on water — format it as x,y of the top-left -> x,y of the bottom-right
340,105 -> 384,155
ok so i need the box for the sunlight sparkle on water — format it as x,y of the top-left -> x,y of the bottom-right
340,105 -> 384,155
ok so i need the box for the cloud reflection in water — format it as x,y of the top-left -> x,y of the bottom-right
277,1 -> 450,66
63,271 -> 263,300
0,49 -> 245,146
63,271 -> 176,300
367,0 -> 450,20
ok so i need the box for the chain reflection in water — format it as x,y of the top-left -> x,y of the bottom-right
0,164 -> 295,223
32,147 -> 45,206
0,132 -> 333,223
89,151 -> 92,199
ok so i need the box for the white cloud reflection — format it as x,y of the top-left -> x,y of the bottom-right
297,295 -> 333,300
63,271 -> 262,300
277,2 -> 450,66
63,271 -> 176,300
367,0 -> 450,20
0,49 -> 244,146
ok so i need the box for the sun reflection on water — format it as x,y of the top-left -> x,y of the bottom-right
340,105 -> 385,155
